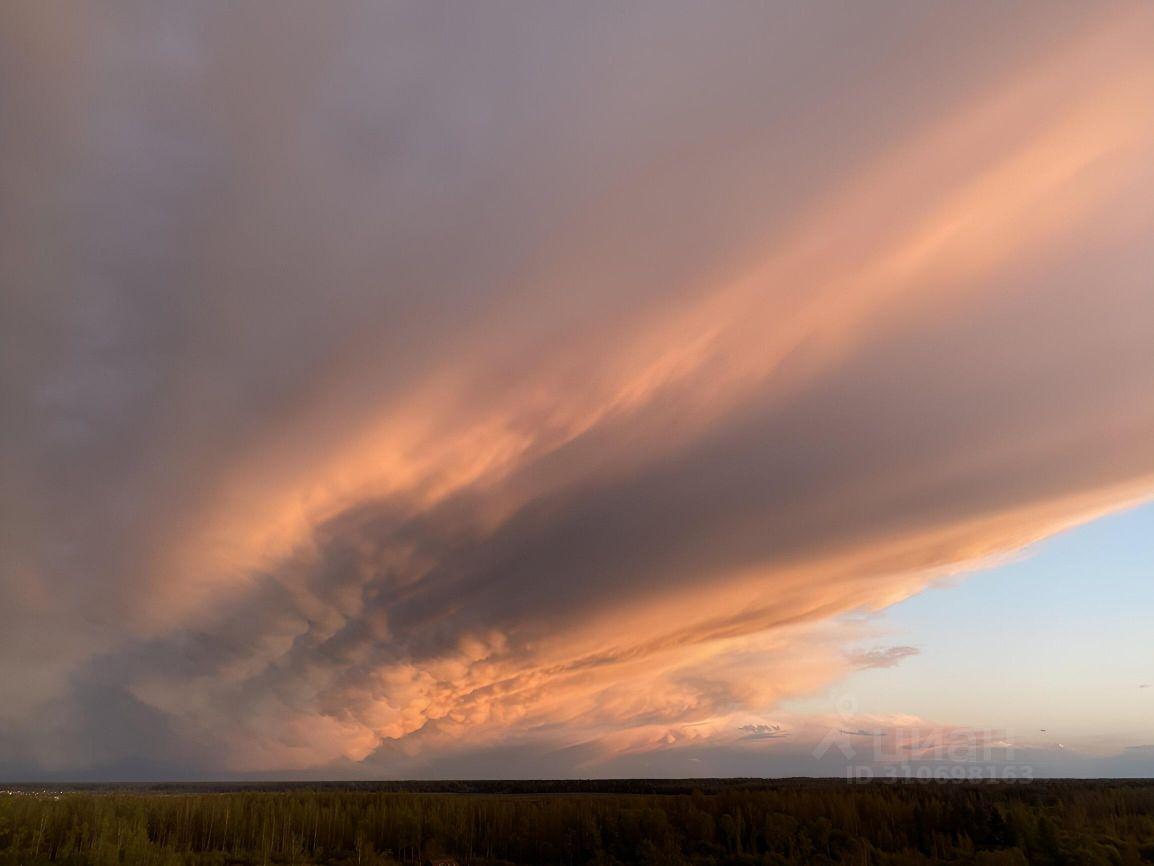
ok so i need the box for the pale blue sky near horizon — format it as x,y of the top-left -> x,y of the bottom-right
792,499 -> 1154,751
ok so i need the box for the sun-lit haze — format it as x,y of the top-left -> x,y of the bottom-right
2,2 -> 1153,780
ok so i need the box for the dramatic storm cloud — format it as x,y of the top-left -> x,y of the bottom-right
2,2 -> 1153,779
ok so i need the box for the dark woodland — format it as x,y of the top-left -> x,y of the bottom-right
0,779 -> 1151,865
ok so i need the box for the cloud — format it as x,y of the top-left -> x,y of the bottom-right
847,646 -> 921,670
2,2 -> 1154,778
739,724 -> 787,741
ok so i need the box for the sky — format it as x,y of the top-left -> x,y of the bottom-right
1,1 -> 1153,781
784,502 -> 1154,778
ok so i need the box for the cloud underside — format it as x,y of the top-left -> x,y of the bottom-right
2,2 -> 1154,778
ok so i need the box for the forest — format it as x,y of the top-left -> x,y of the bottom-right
0,779 -> 1151,866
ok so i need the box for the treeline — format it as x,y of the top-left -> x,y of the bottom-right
0,780 -> 1151,865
